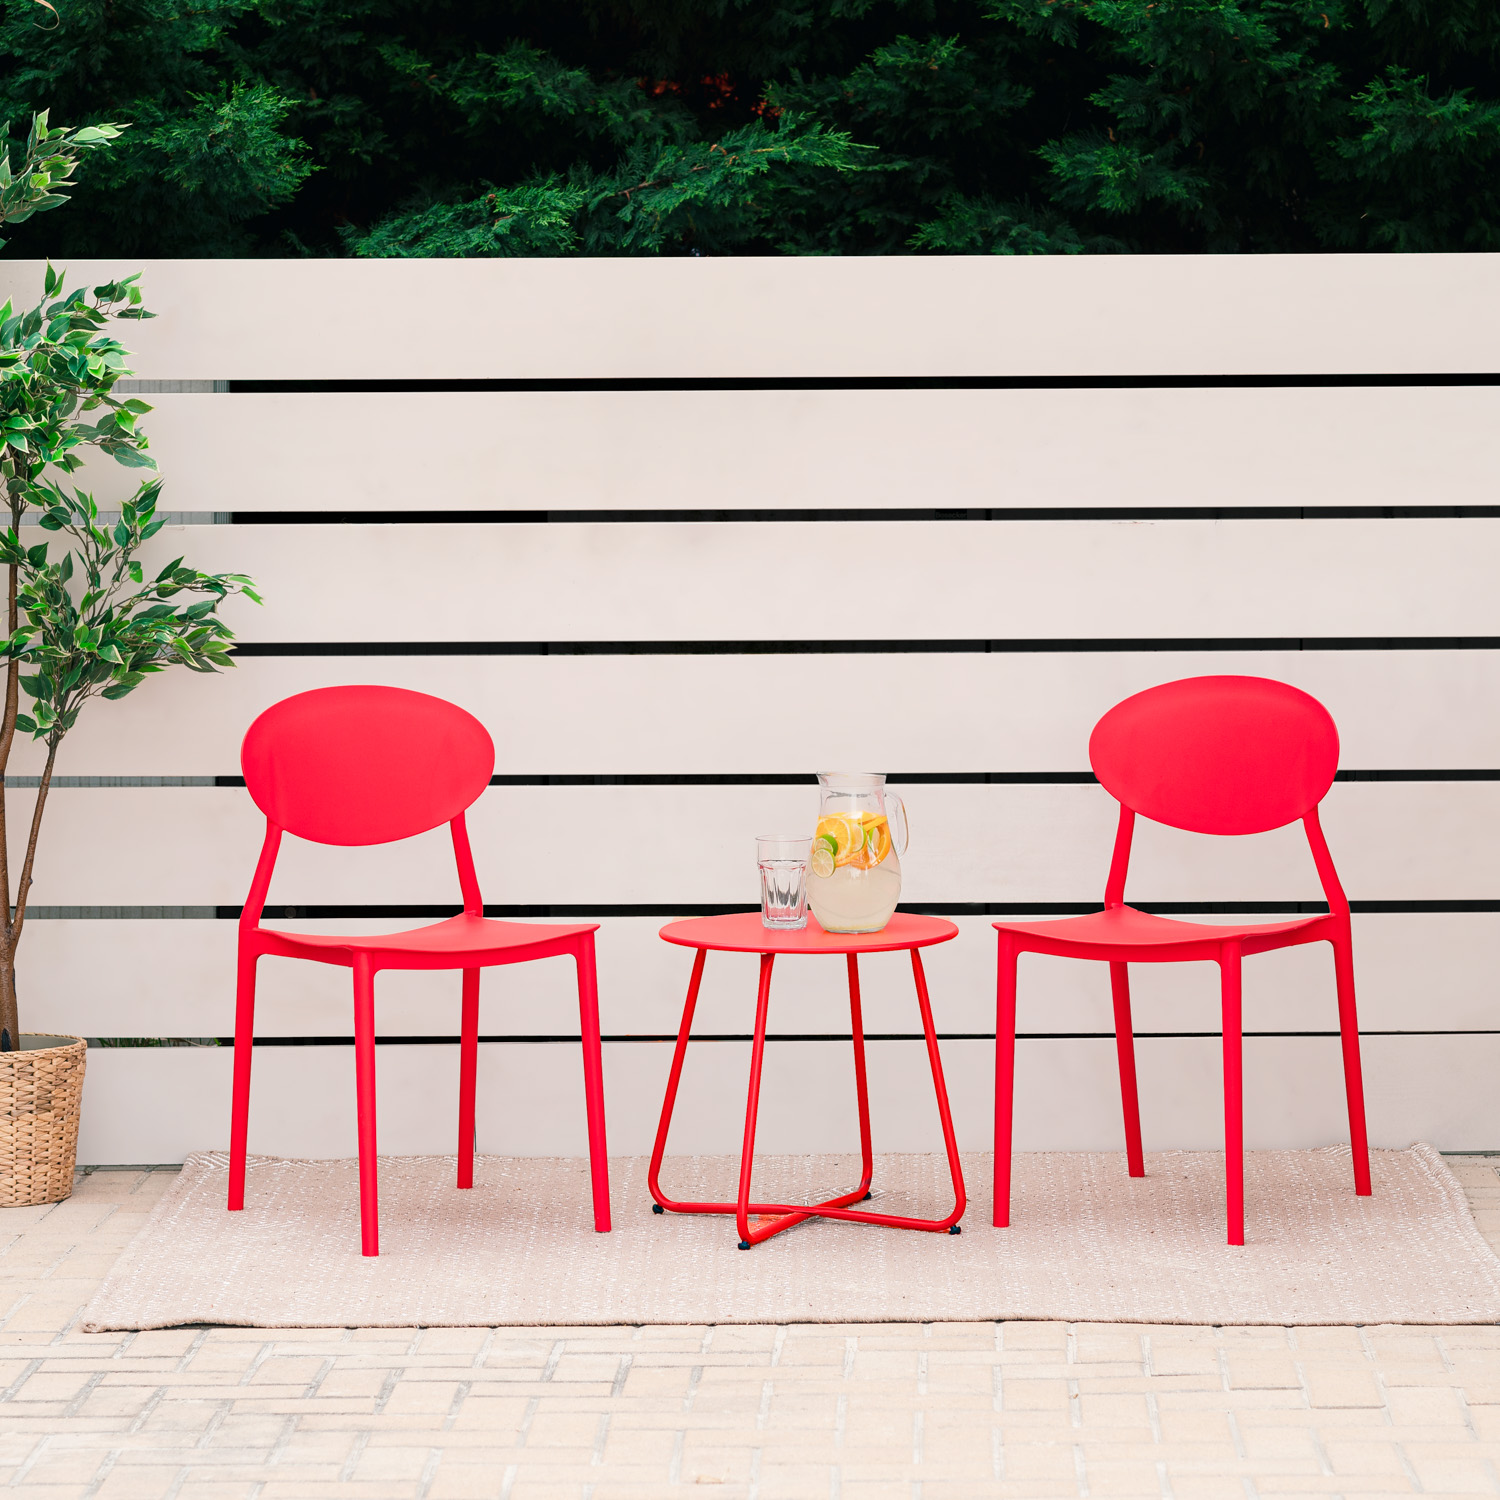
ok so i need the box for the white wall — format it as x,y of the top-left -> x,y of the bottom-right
0,254 -> 1496,1164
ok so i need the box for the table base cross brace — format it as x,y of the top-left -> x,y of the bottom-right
648,944 -> 967,1248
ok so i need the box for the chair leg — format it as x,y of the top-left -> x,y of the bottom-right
1332,933 -> 1373,1197
993,934 -> 1019,1229
846,955 -> 874,1199
457,969 -> 479,1190
575,933 -> 612,1233
735,954 -> 775,1249
1109,962 -> 1145,1178
353,956 -> 380,1258
227,947 -> 259,1212
1219,942 -> 1244,1247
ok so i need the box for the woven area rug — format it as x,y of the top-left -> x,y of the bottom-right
82,1146 -> 1500,1330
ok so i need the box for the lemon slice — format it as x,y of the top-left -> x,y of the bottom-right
809,841 -> 836,878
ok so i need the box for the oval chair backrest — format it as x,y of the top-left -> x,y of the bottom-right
241,686 -> 495,846
1088,676 -> 1339,835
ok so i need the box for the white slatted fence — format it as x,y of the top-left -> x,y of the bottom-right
0,254 -> 1495,1166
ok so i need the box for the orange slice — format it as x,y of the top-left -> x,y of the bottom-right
816,814 -> 865,867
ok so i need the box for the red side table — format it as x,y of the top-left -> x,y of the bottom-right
650,912 -> 967,1248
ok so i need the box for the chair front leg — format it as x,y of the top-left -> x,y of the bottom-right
228,945 -> 260,1211
1219,942 -> 1244,1247
1331,933 -> 1372,1197
353,956 -> 380,1257
993,934 -> 1019,1228
457,969 -> 479,1190
1109,962 -> 1145,1178
574,933 -> 611,1232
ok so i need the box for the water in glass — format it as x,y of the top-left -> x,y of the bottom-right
757,835 -> 811,929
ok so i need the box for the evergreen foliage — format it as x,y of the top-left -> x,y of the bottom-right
2,0 -> 1497,256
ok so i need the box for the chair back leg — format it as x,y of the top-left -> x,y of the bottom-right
993,935 -> 1019,1228
574,933 -> 612,1232
1331,934 -> 1373,1196
457,969 -> 480,1190
227,948 -> 260,1211
1219,942 -> 1245,1247
353,956 -> 380,1257
1109,962 -> 1145,1178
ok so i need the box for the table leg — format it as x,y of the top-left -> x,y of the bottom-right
911,948 -> 967,1232
735,953 -> 776,1247
647,948 -> 706,1213
848,954 -> 874,1200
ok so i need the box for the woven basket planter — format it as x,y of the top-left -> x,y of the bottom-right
0,1035 -> 87,1206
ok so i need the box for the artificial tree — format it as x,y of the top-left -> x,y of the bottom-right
0,112 -> 258,1047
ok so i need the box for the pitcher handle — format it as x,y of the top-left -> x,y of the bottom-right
885,790 -> 909,856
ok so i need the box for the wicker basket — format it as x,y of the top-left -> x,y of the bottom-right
0,1034 -> 87,1207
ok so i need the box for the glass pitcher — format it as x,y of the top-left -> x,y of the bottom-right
807,773 -> 909,933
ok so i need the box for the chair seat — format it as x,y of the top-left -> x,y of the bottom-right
257,913 -> 599,969
994,904 -> 1332,959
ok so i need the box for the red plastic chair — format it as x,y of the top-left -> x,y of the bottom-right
992,675 -> 1372,1246
227,685 -> 611,1256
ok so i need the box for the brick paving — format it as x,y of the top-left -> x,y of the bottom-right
1,1161 -> 1499,1498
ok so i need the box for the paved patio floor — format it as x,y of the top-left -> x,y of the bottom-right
3,1162 -> 1500,1499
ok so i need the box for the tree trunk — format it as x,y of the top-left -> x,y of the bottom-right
0,491 -> 20,1045
0,945 -> 15,1048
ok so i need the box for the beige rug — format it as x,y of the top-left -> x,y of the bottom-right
82,1146 -> 1500,1330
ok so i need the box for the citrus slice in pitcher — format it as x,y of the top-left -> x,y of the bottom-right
816,814 -> 865,867
809,840 -> 836,878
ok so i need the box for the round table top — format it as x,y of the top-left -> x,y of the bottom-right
658,911 -> 959,956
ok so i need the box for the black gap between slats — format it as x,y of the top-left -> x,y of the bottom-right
188,1028 -> 1500,1047
207,770 -> 1498,788
226,374 -> 1500,394
220,900 -> 1498,920
230,506 -> 1500,524
227,637 -> 1500,657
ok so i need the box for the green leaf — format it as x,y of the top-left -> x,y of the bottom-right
110,447 -> 156,469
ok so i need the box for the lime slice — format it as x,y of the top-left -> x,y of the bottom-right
809,842 -> 836,878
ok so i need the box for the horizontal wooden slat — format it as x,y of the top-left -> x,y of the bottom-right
119,519 -> 1500,644
10,782 -> 1495,906
5,257 -> 1498,379
74,1032 -> 1500,1165
105,387 -> 1500,515
13,650 -> 1500,779
26,913 -> 1500,1039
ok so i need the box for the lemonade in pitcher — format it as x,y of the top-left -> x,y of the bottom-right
807,773 -> 908,933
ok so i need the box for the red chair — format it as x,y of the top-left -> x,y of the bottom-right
227,685 -> 611,1256
992,675 -> 1372,1246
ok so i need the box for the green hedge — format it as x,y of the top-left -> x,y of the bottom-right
3,0 -> 1498,256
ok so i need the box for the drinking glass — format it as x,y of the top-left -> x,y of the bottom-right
757,835 -> 811,929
